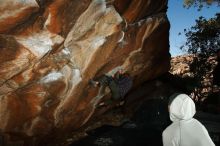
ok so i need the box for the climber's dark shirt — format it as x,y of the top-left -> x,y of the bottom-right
116,74 -> 133,99
97,74 -> 133,100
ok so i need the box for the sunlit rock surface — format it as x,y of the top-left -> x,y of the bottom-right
170,55 -> 219,101
0,0 -> 170,145
170,55 -> 194,77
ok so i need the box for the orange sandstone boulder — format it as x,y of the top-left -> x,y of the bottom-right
0,0 -> 170,145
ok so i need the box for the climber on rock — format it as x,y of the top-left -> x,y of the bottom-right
90,67 -> 133,107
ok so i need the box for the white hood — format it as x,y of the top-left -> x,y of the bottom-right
169,94 -> 196,122
163,94 -> 215,146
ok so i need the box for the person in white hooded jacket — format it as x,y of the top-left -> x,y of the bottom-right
162,93 -> 215,146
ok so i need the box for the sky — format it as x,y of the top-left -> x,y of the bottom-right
167,0 -> 219,56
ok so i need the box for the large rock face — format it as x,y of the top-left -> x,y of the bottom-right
0,0 -> 170,145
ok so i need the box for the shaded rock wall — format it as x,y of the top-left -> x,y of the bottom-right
0,0 -> 170,145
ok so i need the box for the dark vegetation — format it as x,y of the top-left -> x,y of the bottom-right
179,1 -> 220,104
184,0 -> 220,10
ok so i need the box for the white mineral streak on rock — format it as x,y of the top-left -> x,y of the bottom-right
66,68 -> 82,95
71,69 -> 82,86
44,13 -> 52,29
62,48 -> 71,55
41,72 -> 63,83
147,17 -> 153,22
16,32 -> 52,57
53,67 -> 83,125
118,31 -> 124,43
53,65 -> 82,100
15,31 -> 64,58
90,37 -> 106,50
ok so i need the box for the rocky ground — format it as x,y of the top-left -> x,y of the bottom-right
70,97 -> 220,146
71,98 -> 169,146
